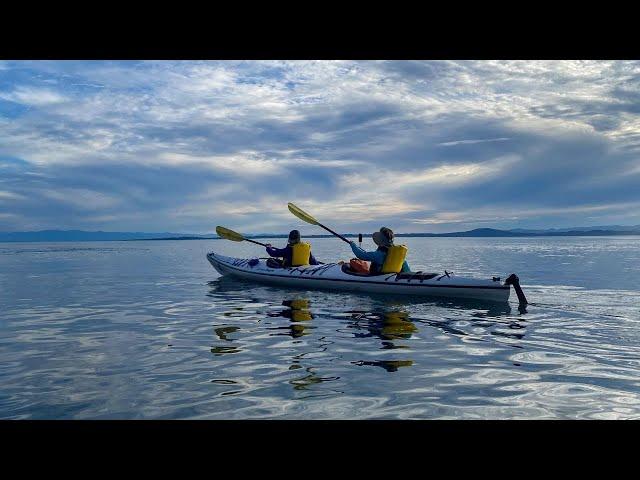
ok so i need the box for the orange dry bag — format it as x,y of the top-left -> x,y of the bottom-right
350,258 -> 371,274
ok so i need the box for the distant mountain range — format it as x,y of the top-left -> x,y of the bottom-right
0,230 -> 193,242
398,227 -> 640,237
1,225 -> 640,242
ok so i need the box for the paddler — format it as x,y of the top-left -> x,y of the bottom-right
265,230 -> 320,267
349,227 -> 411,274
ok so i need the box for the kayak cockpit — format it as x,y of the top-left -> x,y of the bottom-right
339,263 -> 440,281
340,263 -> 385,277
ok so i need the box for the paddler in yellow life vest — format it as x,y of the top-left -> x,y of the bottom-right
349,227 -> 411,274
265,230 -> 320,267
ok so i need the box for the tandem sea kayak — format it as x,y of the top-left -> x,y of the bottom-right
207,252 -> 526,304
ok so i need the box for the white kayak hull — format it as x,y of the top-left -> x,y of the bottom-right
207,252 -> 512,303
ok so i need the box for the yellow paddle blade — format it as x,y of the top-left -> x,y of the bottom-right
215,226 -> 245,242
287,202 -> 319,225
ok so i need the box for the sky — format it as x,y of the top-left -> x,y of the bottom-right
1,60 -> 639,234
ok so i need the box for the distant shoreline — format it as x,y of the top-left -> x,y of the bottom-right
135,231 -> 640,241
2,229 -> 640,243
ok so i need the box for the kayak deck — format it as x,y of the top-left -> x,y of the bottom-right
207,252 -> 512,303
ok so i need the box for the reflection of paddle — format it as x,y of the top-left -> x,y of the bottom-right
287,203 -> 350,244
215,226 -> 268,247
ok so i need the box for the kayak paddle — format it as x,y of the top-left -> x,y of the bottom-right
215,226 -> 269,247
287,203 -> 351,244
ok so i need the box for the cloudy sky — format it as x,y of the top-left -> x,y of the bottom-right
1,60 -> 639,234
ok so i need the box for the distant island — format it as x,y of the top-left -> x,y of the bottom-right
1,226 -> 640,242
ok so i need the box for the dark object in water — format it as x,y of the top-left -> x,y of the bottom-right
505,273 -> 528,305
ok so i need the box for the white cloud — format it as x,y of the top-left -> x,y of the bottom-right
438,137 -> 510,147
0,86 -> 67,106
337,155 -> 521,196
40,188 -> 122,210
154,151 -> 364,173
397,155 -> 520,187
410,201 -> 640,225
0,190 -> 26,201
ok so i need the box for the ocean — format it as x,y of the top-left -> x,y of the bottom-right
1,236 -> 639,419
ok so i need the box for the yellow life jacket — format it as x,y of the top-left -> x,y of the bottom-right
380,245 -> 408,273
290,242 -> 311,266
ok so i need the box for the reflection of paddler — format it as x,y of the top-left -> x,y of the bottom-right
380,311 -> 417,340
290,366 -> 340,390
214,326 -> 239,341
267,299 -> 314,337
287,299 -> 308,310
285,299 -> 312,337
289,323 -> 308,338
353,360 -> 414,372
285,299 -> 313,322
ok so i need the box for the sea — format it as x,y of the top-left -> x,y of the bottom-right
1,236 -> 639,419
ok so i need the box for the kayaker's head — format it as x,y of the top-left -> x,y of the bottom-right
373,227 -> 394,248
287,229 -> 301,245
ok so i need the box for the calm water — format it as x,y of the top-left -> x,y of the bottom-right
1,237 -> 639,419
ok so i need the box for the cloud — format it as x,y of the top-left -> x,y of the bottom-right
394,155 -> 520,187
40,188 -> 122,210
0,190 -> 26,201
0,86 -> 67,106
0,60 -> 639,233
437,137 -> 510,147
410,201 -> 640,226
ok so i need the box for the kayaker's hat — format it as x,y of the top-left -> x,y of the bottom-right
288,229 -> 301,245
372,227 -> 394,247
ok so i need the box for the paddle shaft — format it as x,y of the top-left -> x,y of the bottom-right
245,238 -> 268,247
318,223 -> 351,244
286,202 -> 350,244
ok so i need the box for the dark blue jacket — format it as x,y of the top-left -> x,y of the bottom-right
266,245 -> 319,266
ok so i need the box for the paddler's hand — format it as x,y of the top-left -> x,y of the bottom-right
265,244 -> 272,248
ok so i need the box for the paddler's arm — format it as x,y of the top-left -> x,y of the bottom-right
401,260 -> 411,273
349,241 -> 378,262
309,251 -> 319,265
266,245 -> 287,257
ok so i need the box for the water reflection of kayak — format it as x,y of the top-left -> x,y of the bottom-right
207,252 -> 514,303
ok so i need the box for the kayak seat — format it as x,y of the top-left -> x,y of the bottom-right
341,264 -> 386,277
266,258 -> 287,269
395,272 -> 439,281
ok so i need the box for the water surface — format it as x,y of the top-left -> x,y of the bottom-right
1,237 -> 639,419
